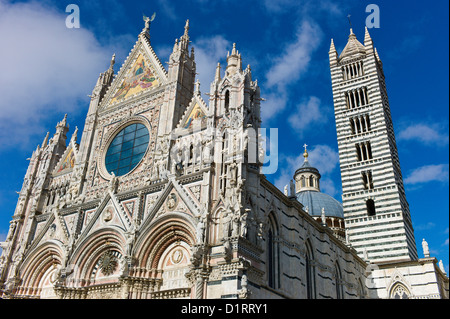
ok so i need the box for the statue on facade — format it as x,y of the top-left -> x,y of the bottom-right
422,238 -> 430,257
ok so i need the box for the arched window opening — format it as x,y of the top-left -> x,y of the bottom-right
188,144 -> 194,166
220,132 -> 228,192
391,283 -> 410,299
350,118 -> 355,135
268,228 -> 275,288
335,263 -> 343,299
365,115 -> 371,131
366,142 -> 373,159
305,241 -> 316,299
356,144 -> 362,161
267,213 -> 279,289
366,199 -> 376,216
224,90 -> 230,114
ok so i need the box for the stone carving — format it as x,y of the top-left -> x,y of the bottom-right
166,193 -> 178,210
98,251 -> 118,276
103,207 -> 113,222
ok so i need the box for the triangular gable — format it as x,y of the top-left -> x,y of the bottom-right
101,34 -> 168,109
177,93 -> 209,131
27,209 -> 70,252
53,144 -> 76,175
140,177 -> 200,232
76,191 -> 132,244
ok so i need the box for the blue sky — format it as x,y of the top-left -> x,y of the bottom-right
0,0 -> 448,272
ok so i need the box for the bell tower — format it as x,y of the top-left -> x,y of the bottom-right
329,27 -> 418,263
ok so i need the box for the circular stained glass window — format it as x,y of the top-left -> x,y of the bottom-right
105,123 -> 149,176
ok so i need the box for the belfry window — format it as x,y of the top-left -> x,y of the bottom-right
345,87 -> 369,109
105,123 -> 149,176
350,114 -> 371,135
362,170 -> 374,190
366,199 -> 376,216
342,61 -> 364,80
356,141 -> 373,161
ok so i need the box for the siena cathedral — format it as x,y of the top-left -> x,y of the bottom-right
0,18 -> 448,299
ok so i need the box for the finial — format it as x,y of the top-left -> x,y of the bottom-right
184,19 -> 190,35
303,143 -> 309,161
215,62 -> 221,82
71,126 -> 78,142
329,38 -> 336,52
194,79 -> 200,94
347,14 -> 352,29
111,53 -> 116,66
42,131 -> 50,148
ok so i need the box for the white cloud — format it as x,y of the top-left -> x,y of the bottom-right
398,123 -> 449,146
307,144 -> 339,175
414,222 -> 436,231
261,91 -> 288,122
288,96 -> 328,137
404,164 -> 449,185
192,35 -> 232,95
0,1 -> 116,148
261,19 -> 322,123
265,20 -> 322,91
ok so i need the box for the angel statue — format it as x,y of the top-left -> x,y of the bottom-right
142,12 -> 156,33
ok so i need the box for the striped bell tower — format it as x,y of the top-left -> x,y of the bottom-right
329,27 -> 418,263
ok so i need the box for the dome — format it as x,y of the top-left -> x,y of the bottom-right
296,190 -> 344,218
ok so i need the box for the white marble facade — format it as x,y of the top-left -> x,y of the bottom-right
0,20 -> 447,299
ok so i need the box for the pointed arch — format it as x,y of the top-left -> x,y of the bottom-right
67,227 -> 127,286
133,212 -> 195,270
209,206 -> 226,244
267,211 -> 280,289
224,90 -> 230,114
335,262 -> 343,299
16,242 -> 64,298
304,239 -> 316,299
390,282 -> 410,299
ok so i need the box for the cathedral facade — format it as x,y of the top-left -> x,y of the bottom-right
0,19 -> 448,299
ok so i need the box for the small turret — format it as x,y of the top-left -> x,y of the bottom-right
226,43 -> 242,76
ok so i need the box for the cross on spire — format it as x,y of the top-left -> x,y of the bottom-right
303,143 -> 309,161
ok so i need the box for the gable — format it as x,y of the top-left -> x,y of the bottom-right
109,53 -> 160,105
182,102 -> 206,129
100,34 -> 168,109
177,92 -> 209,132
53,144 -> 76,175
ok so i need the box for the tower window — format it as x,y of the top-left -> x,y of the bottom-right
345,87 -> 369,109
342,61 -> 364,80
362,170 -> 374,190
224,90 -> 230,114
309,175 -> 314,187
356,142 -> 373,161
366,199 -> 376,216
350,114 -> 371,135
